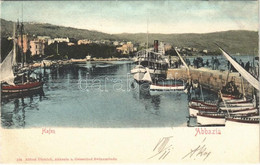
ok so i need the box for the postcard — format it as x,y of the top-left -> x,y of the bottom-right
0,0 -> 259,164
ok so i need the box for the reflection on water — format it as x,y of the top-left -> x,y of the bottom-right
1,61 -> 205,128
1,91 -> 45,128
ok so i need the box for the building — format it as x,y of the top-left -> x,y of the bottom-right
77,39 -> 92,45
127,42 -> 134,52
192,48 -> 198,52
164,43 -> 172,51
100,40 -> 111,44
113,41 -> 119,46
86,55 -> 92,60
202,49 -> 208,54
116,42 -> 134,54
37,36 -> 51,41
47,39 -> 55,45
67,42 -> 75,46
119,41 -> 126,46
92,40 -> 99,44
54,37 -> 70,43
17,34 -> 30,53
30,39 -> 45,56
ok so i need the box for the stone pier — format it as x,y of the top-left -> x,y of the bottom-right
167,67 -> 255,97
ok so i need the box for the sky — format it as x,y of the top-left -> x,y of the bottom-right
0,1 -> 258,34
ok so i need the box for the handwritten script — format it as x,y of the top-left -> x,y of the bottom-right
148,136 -> 174,160
182,137 -> 211,161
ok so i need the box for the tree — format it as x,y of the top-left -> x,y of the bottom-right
165,48 -> 178,56
44,42 -> 120,59
25,49 -> 33,63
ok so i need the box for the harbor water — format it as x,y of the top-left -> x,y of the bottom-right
2,61 -> 217,128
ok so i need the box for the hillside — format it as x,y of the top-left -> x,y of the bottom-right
1,19 -> 258,54
115,31 -> 258,54
1,19 -> 117,40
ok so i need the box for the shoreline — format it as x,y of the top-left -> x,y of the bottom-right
28,58 -> 134,69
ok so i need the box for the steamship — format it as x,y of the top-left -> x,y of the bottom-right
131,40 -> 170,84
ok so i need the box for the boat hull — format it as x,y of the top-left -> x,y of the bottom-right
220,106 -> 255,111
224,108 -> 259,115
221,94 -> 241,101
197,113 -> 226,126
131,68 -> 146,74
150,84 -> 185,91
224,99 -> 253,104
189,106 -> 218,117
219,102 -> 254,107
2,81 -> 43,93
189,100 -> 217,107
225,117 -> 259,127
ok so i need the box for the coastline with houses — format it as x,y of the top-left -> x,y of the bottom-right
1,20 -> 259,129
0,1 -> 259,164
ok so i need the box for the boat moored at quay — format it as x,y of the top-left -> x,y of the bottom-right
1,21 -> 259,129
131,40 -> 170,82
130,41 -> 259,127
225,116 -> 259,127
1,22 -> 44,100
131,40 -> 186,93
197,112 -> 226,126
190,47 -> 259,127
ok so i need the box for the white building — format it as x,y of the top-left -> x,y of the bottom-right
37,36 -> 51,41
54,37 -> 70,43
48,39 -> 55,45
86,55 -> 92,60
78,39 -> 92,45
203,49 -> 208,54
113,41 -> 119,46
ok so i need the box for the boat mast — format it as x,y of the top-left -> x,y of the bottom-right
21,2 -> 26,65
17,20 -> 25,83
146,18 -> 149,51
146,17 -> 149,67
241,77 -> 246,99
174,48 -> 191,81
57,42 -> 59,55
13,22 -> 17,66
18,21 -> 24,68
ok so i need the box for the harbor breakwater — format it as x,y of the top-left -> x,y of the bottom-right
167,67 -> 255,97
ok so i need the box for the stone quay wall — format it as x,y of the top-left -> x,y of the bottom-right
167,67 -> 255,97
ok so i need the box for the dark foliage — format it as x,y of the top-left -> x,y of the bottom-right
165,48 -> 178,56
1,37 -> 13,62
45,42 -> 120,59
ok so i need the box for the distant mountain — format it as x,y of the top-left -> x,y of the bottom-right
1,19 -> 117,40
1,19 -> 258,54
115,31 -> 258,54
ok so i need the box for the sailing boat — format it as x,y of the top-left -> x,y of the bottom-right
130,65 -> 146,74
1,22 -> 43,97
218,45 -> 259,126
195,45 -> 259,126
133,67 -> 152,84
218,46 -> 259,91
